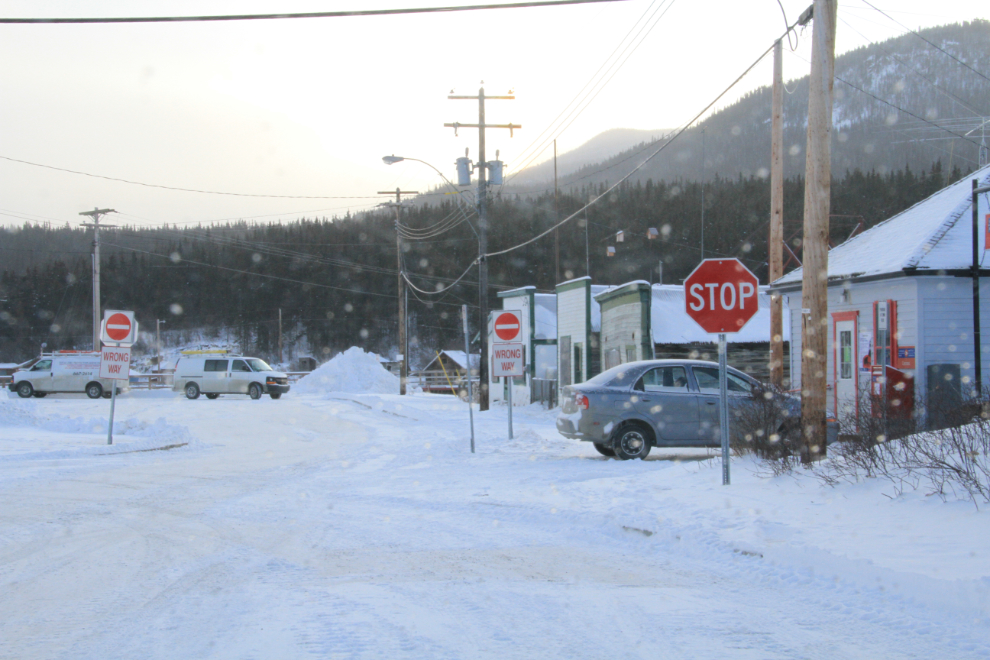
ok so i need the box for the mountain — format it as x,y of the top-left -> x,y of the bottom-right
508,128 -> 669,186
504,19 -> 989,194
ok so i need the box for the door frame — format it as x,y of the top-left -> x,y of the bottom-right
832,310 -> 859,425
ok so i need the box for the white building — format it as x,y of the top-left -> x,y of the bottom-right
488,286 -> 557,404
773,165 -> 990,425
555,277 -> 610,388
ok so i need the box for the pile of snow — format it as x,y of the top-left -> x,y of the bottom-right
294,346 -> 399,395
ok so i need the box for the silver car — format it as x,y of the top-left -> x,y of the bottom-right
556,359 -> 801,460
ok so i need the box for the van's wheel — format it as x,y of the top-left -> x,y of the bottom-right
16,382 -> 34,398
593,442 -> 615,457
205,393 -> 219,400
248,383 -> 263,400
269,392 -> 282,400
185,383 -> 200,400
86,382 -> 103,399
613,425 -> 652,460
32,392 -> 47,398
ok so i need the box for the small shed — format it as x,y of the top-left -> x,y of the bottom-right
489,286 -> 557,404
418,350 -> 479,394
773,165 -> 990,427
594,281 -> 654,370
555,277 -> 611,389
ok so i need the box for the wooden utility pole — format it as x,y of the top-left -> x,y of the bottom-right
769,38 -> 785,388
156,319 -> 165,375
554,139 -> 560,285
79,207 -> 117,351
800,0 -> 838,463
378,188 -> 419,395
278,308 -> 283,366
446,86 -> 520,411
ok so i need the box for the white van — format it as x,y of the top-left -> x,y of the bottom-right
10,352 -> 123,399
172,354 -> 289,400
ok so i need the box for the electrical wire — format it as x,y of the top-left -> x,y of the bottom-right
775,0 -> 799,51
506,0 -> 676,181
402,263 -> 477,296
0,154 -> 382,200
859,0 -> 990,84
0,1 -> 628,24
485,34 -> 782,260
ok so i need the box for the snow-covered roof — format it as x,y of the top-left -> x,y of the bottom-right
441,350 -> 480,370
776,165 -> 990,286
0,363 -> 19,369
590,285 -> 611,332
533,293 -> 557,340
651,284 -> 789,344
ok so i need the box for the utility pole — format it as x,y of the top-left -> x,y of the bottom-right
156,319 -> 165,375
554,139 -> 560,285
379,188 -> 418,395
972,178 -> 990,394
700,128 -> 706,260
585,193 -> 591,278
79,207 -> 117,351
800,0 -> 838,464
769,38 -> 785,389
446,85 -> 519,411
278,308 -> 283,365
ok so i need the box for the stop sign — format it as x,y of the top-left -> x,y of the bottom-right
494,311 -> 521,342
684,258 -> 760,333
105,313 -> 132,341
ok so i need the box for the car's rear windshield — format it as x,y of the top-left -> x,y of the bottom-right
584,363 -> 644,388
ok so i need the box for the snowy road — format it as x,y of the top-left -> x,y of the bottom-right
2,389 -> 989,659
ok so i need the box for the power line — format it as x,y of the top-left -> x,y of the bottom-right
0,1 -> 628,24
0,154 -> 381,200
859,0 -> 990,84
486,32 -> 782,260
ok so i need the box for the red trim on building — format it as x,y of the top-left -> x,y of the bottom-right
832,310 -> 859,426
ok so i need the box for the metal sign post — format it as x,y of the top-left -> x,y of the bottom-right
718,334 -> 730,485
492,342 -> 524,440
100,345 -> 131,445
683,259 -> 760,486
462,305 -> 475,453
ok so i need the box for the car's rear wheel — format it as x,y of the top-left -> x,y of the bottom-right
86,382 -> 103,399
205,393 -> 219,400
248,383 -> 263,400
185,383 -> 200,400
593,442 -> 615,457
613,425 -> 652,460
16,382 -> 33,398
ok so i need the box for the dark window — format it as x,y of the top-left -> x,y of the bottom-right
204,359 -> 228,372
32,360 -> 52,371
693,367 -> 752,394
232,359 -> 251,372
637,366 -> 688,392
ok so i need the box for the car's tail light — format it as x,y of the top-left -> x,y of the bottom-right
575,394 -> 590,410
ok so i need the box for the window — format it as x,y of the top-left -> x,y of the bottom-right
625,346 -> 636,363
693,367 -> 753,394
246,358 -> 272,372
873,300 -> 897,367
840,330 -> 853,380
559,336 -> 571,386
232,359 -> 252,372
573,343 -> 583,384
32,360 -> 52,371
204,359 -> 228,372
637,366 -> 688,393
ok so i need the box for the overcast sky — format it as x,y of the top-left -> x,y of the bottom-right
0,0 -> 982,230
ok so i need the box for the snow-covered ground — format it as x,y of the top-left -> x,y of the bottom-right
2,383 -> 989,658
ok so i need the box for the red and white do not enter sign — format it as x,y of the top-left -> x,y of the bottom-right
493,311 -> 522,342
105,313 -> 132,341
684,258 -> 760,334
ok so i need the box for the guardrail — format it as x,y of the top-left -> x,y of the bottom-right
129,374 -> 173,389
412,370 -> 479,395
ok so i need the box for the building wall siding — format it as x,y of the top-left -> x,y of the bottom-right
557,286 -> 588,384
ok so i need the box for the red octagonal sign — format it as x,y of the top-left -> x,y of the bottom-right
684,258 -> 760,334
494,312 -> 521,342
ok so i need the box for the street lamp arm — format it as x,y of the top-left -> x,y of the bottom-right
382,154 -> 480,241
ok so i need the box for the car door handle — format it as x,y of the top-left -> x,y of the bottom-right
706,401 -> 717,405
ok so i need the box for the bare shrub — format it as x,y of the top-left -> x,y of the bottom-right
732,382 -> 801,473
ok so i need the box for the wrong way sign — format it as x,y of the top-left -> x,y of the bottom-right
99,346 -> 131,380
492,343 -> 524,377
492,310 -> 522,343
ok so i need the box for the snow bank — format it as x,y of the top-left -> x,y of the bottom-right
294,346 -> 399,395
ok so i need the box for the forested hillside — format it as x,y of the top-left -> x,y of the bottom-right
509,20 -> 989,193
0,161 -> 965,365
